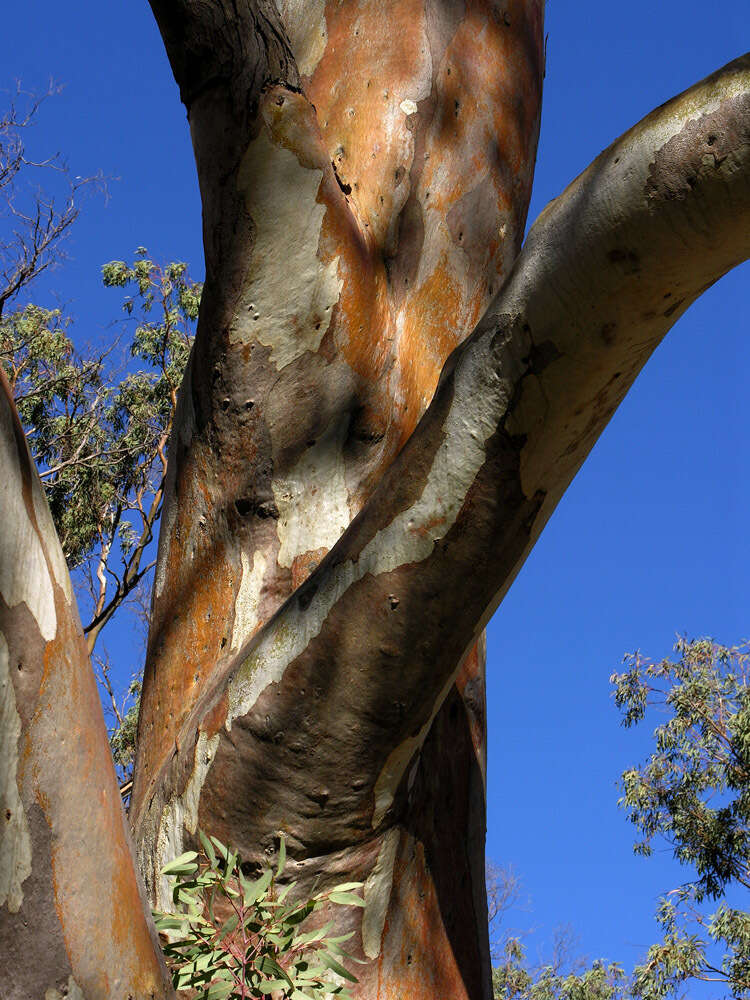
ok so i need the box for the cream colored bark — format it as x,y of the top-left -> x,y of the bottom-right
0,373 -> 173,999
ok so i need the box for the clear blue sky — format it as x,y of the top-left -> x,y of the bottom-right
2,0 -> 748,982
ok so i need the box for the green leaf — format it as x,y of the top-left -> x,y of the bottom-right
204,981 -> 234,1000
320,953 -> 358,983
243,868 -> 273,906
199,829 -> 218,867
293,923 -> 331,946
160,851 -> 199,876
257,954 -> 293,987
153,914 -> 185,932
326,882 -> 363,894
215,913 -> 239,943
210,835 -> 229,861
277,834 -> 287,877
258,980 -> 289,993
327,891 -> 365,907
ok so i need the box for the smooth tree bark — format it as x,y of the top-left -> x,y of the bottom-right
0,371 -> 173,999
1,1 -> 749,997
132,6 -> 544,997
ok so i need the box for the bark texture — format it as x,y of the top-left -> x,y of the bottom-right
133,4 -> 544,996
0,372 -> 172,999
130,1 -> 750,996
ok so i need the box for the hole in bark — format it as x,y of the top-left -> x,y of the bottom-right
454,99 -> 460,116
664,292 -> 672,299
275,95 -> 285,107
221,397 -> 231,410
600,322 -> 617,345
16,661 -> 22,672
614,156 -> 620,164
235,497 -> 279,519
332,165 -> 352,196
707,134 -> 716,145
5,810 -> 11,821
244,399 -> 254,410
221,637 -> 227,649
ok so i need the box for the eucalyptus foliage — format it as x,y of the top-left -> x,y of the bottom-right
491,937 -> 626,1000
1,249 -> 200,784
491,637 -> 750,1000
612,637 -> 750,999
1,250 -> 199,636
108,676 -> 142,775
154,834 -> 364,999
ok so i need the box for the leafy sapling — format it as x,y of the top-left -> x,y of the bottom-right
154,833 -> 365,999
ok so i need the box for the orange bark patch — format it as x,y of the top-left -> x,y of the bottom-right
28,581 -> 167,995
291,546 -> 330,591
376,832 -> 470,999
309,0 -> 430,253
135,463 -> 237,806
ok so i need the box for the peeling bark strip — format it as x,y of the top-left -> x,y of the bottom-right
0,373 -> 173,998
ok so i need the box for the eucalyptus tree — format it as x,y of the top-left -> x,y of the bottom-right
1,3 -> 749,998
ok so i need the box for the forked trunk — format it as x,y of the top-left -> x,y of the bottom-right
132,4 -> 543,997
130,7 -> 750,1000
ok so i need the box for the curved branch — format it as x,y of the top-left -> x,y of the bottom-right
136,52 -> 749,890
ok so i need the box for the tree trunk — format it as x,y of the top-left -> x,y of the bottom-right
0,372 -> 172,999
128,4 -> 750,999
131,4 -> 543,996
2,2 -> 749,998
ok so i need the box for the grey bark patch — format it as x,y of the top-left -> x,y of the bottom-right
0,803 -> 72,1000
645,90 -> 750,202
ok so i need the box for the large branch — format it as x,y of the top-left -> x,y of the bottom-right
0,370 -> 172,997
135,51 -> 750,894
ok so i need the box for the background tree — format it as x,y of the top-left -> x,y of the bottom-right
486,863 -> 622,1000
487,638 -> 750,1000
0,85 -> 199,786
0,250 -> 199,782
613,638 -> 750,998
1,4 -> 749,999
0,85 -> 94,319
